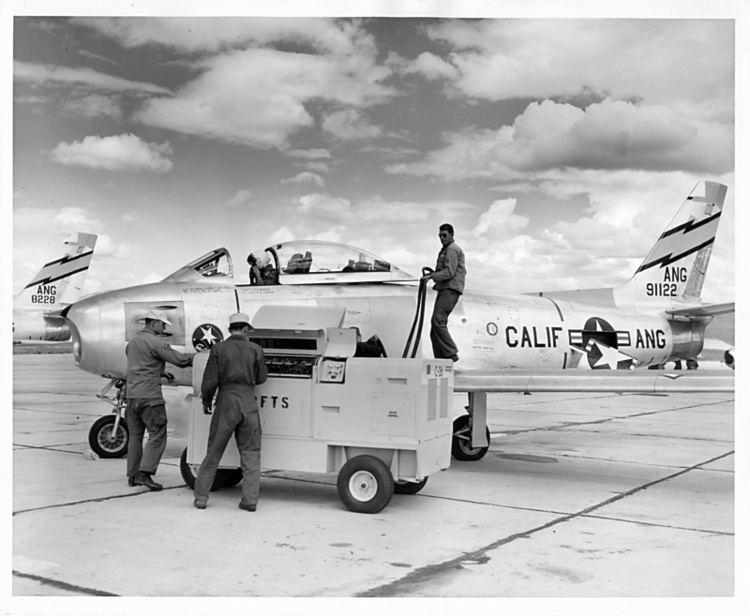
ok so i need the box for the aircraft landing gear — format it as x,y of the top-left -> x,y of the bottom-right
451,392 -> 490,461
87,379 -> 129,458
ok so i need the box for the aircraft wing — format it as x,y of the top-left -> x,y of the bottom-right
666,302 -> 735,318
454,369 -> 735,394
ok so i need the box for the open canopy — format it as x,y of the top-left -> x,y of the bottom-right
162,240 -> 415,285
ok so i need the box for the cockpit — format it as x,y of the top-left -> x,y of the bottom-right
161,240 -> 415,285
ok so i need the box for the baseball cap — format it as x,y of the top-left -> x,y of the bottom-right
229,312 -> 251,327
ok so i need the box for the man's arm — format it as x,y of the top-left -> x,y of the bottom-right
154,340 -> 194,368
201,348 -> 220,409
255,347 -> 268,385
429,245 -> 459,282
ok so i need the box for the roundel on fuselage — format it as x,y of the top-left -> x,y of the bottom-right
192,323 -> 223,351
576,316 -> 635,370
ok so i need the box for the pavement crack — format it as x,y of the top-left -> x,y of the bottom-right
13,443 -> 84,455
13,570 -> 118,596
13,485 -> 185,516
357,450 -> 734,597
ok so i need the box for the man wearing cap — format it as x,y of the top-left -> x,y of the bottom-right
193,312 -> 268,511
422,223 -> 466,362
125,310 -> 195,491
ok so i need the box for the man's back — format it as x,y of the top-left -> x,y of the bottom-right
202,334 -> 268,405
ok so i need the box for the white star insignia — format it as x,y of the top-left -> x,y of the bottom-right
199,325 -> 218,345
586,340 -> 636,369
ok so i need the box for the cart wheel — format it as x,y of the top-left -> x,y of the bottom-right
394,477 -> 428,495
180,447 -> 240,491
451,414 -> 490,461
217,468 -> 243,488
337,455 -> 394,513
88,415 -> 129,458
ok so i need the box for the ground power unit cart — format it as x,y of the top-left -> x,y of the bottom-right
180,313 -> 454,513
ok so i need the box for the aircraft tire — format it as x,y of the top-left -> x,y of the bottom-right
88,415 -> 129,459
180,447 -> 242,491
394,477 -> 428,495
337,455 -> 394,513
451,415 -> 490,462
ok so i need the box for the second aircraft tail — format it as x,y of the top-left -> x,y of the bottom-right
18,232 -> 98,309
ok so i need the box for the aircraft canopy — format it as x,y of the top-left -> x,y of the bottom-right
162,241 -> 415,285
261,240 -> 415,285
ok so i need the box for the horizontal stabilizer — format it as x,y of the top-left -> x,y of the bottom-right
667,302 -> 735,318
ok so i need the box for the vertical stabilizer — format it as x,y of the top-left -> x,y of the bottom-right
615,181 -> 726,307
17,232 -> 98,309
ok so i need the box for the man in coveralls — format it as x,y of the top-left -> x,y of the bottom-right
193,312 -> 268,511
126,309 -> 194,490
422,223 -> 466,362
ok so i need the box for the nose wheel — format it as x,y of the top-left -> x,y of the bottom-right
88,378 -> 129,458
88,415 -> 129,458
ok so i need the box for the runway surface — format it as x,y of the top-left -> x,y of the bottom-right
11,354 -> 735,602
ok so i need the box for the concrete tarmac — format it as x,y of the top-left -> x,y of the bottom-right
10,354 -> 737,603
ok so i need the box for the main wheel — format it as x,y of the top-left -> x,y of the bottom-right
88,415 -> 129,458
180,447 -> 241,491
451,414 -> 490,461
394,477 -> 428,495
337,455 -> 394,513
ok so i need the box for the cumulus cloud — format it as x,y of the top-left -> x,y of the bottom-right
303,162 -> 330,174
297,193 -> 351,219
387,99 -> 732,180
50,133 -> 174,173
401,51 -> 459,81
282,172 -> 325,187
322,108 -> 383,140
52,206 -> 102,231
134,46 -> 393,148
267,226 -> 295,246
420,20 -> 733,108
474,198 -> 529,237
94,233 -> 133,259
287,148 -> 331,160
460,168 -> 735,297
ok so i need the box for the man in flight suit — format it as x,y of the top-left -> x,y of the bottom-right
422,223 -> 466,362
193,312 -> 268,511
126,310 -> 194,490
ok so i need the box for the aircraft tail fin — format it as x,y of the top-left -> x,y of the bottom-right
19,232 -> 98,308
614,181 -> 727,306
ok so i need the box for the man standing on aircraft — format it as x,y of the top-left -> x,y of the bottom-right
422,223 -> 466,362
126,310 -> 195,491
193,312 -> 268,512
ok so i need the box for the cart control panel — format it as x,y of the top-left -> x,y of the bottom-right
248,328 -> 327,379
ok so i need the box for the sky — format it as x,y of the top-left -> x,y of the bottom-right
10,3 -> 741,305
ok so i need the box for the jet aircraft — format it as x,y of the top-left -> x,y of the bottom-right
13,232 -> 98,342
61,181 -> 733,459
